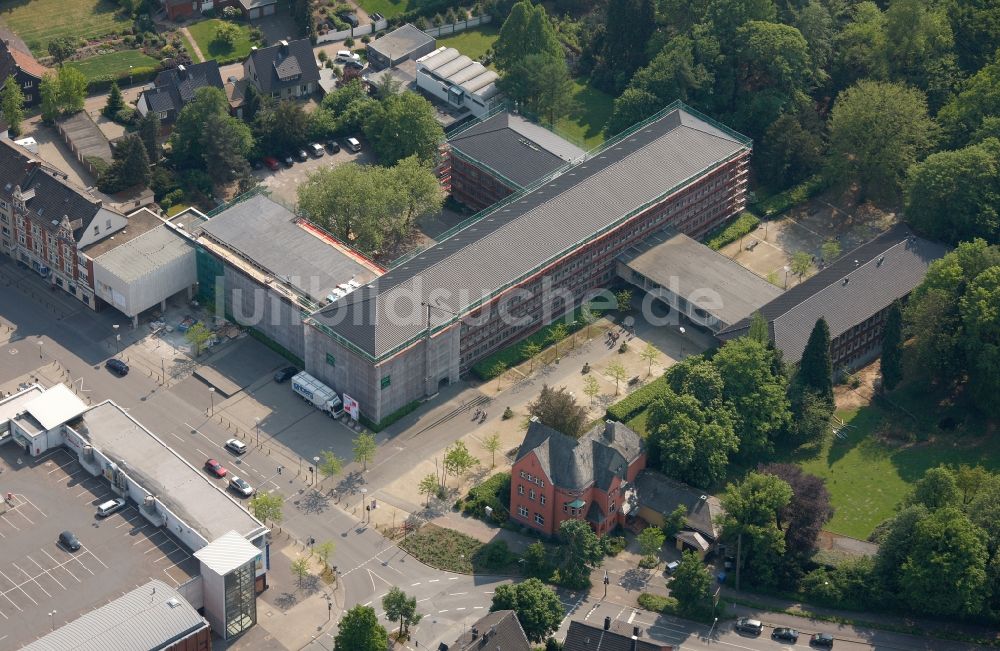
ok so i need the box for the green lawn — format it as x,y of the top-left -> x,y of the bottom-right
179,30 -> 202,63
553,78 -> 613,150
797,405 -> 1000,539
67,50 -> 159,82
437,25 -> 499,62
356,0 -> 413,18
0,0 -> 131,57
187,19 -> 255,64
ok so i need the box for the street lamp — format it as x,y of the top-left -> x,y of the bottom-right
48,609 -> 57,631
312,456 -> 320,486
783,265 -> 790,290
128,65 -> 133,86
255,417 -> 261,447
360,488 -> 368,522
37,339 -> 43,359
208,387 -> 216,415
113,324 -> 120,357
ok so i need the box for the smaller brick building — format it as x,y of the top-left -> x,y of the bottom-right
510,418 -> 645,537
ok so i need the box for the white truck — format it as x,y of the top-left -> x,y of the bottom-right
291,372 -> 344,418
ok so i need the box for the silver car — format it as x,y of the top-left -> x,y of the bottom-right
228,476 -> 253,497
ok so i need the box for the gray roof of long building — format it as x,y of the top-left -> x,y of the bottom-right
718,224 -> 949,363
201,194 -> 378,302
311,105 -> 749,359
516,420 -> 643,491
368,23 -> 434,60
21,580 -> 207,651
448,111 -> 586,188
619,229 -> 783,327
92,223 -> 194,283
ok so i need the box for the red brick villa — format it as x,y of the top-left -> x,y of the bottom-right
511,418 -> 646,536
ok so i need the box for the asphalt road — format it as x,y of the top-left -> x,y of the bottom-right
0,257 -> 993,651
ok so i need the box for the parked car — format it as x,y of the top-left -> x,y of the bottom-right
309,143 -> 325,158
335,49 -> 359,63
344,60 -> 364,71
810,633 -> 834,648
296,149 -> 309,162
205,458 -> 227,478
345,137 -> 361,153
772,628 -> 799,643
735,618 -> 763,635
664,560 -> 680,575
274,366 -> 299,383
229,476 -> 254,497
225,439 -> 247,455
338,12 -> 359,27
105,358 -> 129,376
325,140 -> 341,153
263,156 -> 280,171
96,497 -> 126,518
59,530 -> 81,552
283,155 -> 295,168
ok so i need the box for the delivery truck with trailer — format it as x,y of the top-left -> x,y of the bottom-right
291,372 -> 344,418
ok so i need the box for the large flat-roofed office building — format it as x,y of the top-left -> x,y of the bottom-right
304,103 -> 751,424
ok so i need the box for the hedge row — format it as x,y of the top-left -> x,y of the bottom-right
86,65 -> 160,94
705,211 -> 760,251
606,374 -> 670,422
471,305 -> 600,380
758,174 -> 828,218
459,471 -> 510,523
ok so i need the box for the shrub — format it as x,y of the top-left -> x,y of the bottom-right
361,35 -> 371,43
502,406 -> 514,420
602,535 -> 626,556
344,37 -> 355,47
606,374 -> 670,422
222,5 -> 242,19
114,107 -> 137,125
460,472 -> 510,522
618,341 -> 628,353
474,539 -> 515,570
318,50 -> 328,61
705,211 -> 760,250
758,174 -> 828,218
638,593 -> 679,613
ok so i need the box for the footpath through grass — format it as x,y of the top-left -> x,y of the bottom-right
68,50 -> 159,82
187,19 -> 256,64
1,0 -> 131,56
437,25 -> 499,62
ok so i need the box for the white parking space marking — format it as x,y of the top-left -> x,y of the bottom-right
41,549 -> 80,584
1,515 -> 20,531
12,562 -> 51,598
83,546 -> 108,570
13,494 -> 47,519
28,555 -> 65,591
115,511 -> 142,528
0,567 -> 38,605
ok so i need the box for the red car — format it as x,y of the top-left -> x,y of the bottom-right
205,458 -> 227,477
262,156 -> 280,171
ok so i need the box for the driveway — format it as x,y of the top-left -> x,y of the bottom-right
256,140 -> 375,209
21,117 -> 94,189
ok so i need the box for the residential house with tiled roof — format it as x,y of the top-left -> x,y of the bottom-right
564,620 -> 672,651
0,140 -> 127,309
632,470 -> 725,559
448,610 -> 530,651
511,419 -> 646,536
137,61 -> 224,122
0,39 -> 50,106
718,224 -> 949,371
243,39 -> 320,99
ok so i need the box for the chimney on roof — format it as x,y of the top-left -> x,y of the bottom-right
634,626 -> 641,637
177,64 -> 186,77
604,420 -> 615,442
279,39 -> 289,52
251,45 -> 258,52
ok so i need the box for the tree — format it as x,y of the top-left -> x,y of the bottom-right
314,540 -> 335,568
527,385 -> 588,438
747,311 -> 769,344
184,322 -> 213,356
290,556 -> 310,587
418,472 -> 439,507
831,2 -> 886,90
254,100 -> 309,156
334,605 -> 388,651
1,76 -> 25,138
720,472 -> 793,589
899,507 -> 989,616
481,432 -> 502,468
57,66 -> 86,113
711,338 -> 791,459
47,37 -> 76,66
759,463 -> 834,566
596,0 -> 656,92
382,587 -> 421,639
662,504 -> 689,538
640,343 -> 659,376
939,53 -> 1000,146
646,388 -> 738,488
637,526 -> 665,564
583,375 -> 601,406
615,289 -> 633,313
493,1 -> 562,72
137,110 -> 161,162
171,87 -> 251,177
492,361 -> 508,389
248,491 -> 284,523
670,550 -> 712,616
827,80 -> 938,202
214,21 -> 241,48
906,465 -> 961,511
500,53 -> 575,123
521,341 -> 542,371
99,134 -> 151,193
318,450 -> 344,479
787,386 -> 832,446
797,318 -> 833,405
201,112 -> 253,184
39,73 -> 60,122
558,519 -> 604,587
881,0 -> 958,111
443,440 -> 477,487
756,111 -> 824,189
604,361 -> 628,396
364,91 -> 445,165
820,240 -> 841,264
104,82 -> 124,118
490,578 -> 563,642
391,155 -> 444,234
904,138 -> 1000,245
579,304 -> 597,339
789,251 -> 812,279
353,432 -> 376,471
546,322 -> 569,357
880,300 -> 903,391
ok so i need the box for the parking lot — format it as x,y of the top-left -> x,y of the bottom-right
256,139 -> 375,208
0,446 -> 198,649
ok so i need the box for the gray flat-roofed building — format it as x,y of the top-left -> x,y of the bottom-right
75,402 -> 266,544
367,23 -> 436,70
415,47 -> 500,118
617,229 -> 783,333
21,580 -> 210,651
718,224 -> 948,369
